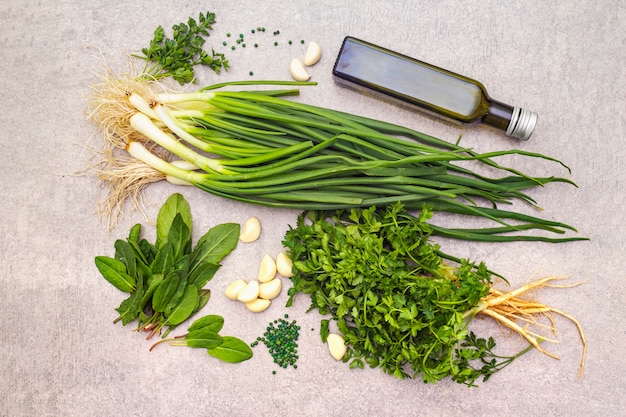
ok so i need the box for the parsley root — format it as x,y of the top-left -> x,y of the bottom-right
479,276 -> 587,376
282,203 -> 586,386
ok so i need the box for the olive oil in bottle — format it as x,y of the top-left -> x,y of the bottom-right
333,36 -> 538,140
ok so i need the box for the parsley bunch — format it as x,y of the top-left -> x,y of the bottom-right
135,11 -> 229,84
283,203 -> 529,386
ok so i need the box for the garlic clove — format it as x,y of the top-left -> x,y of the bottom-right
276,252 -> 293,278
245,298 -> 271,313
225,279 -> 248,300
258,278 -> 282,300
237,280 -> 259,303
327,333 -> 347,360
257,254 -> 277,283
304,41 -> 322,66
240,216 -> 261,243
289,58 -> 311,81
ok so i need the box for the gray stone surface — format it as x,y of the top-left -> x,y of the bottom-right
1,1 -> 624,416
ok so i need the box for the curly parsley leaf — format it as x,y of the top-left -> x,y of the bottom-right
134,11 -> 229,84
283,202 -> 528,386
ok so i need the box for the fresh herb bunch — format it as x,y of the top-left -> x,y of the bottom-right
134,11 -> 229,84
283,202 -> 529,386
95,193 -> 240,339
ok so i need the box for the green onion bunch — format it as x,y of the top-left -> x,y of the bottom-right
90,77 -> 585,242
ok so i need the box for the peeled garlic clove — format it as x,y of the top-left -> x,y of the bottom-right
225,279 -> 248,300
276,252 -> 293,278
245,298 -> 271,313
257,254 -> 277,283
304,41 -> 322,66
237,280 -> 259,303
258,278 -> 282,300
327,333 -> 347,361
289,58 -> 310,81
240,216 -> 261,243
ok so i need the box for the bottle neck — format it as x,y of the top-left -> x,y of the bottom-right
483,100 -> 513,131
484,100 -> 538,141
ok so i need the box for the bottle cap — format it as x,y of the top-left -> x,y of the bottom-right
507,107 -> 538,141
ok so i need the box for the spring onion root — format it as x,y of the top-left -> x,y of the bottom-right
88,73 -> 587,242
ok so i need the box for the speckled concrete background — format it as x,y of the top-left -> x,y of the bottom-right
1,1 -> 624,416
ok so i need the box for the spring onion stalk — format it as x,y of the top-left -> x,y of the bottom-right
89,75 -> 586,242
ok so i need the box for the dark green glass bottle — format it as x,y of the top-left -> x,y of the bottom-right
333,36 -> 537,140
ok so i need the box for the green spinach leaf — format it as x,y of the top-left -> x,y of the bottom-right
128,223 -> 142,242
165,284 -> 199,326
114,239 -> 137,279
115,288 -> 144,325
96,193 -> 244,359
190,223 -> 240,267
188,262 -> 220,289
185,328 -> 223,349
187,314 -> 224,333
152,271 -> 180,313
95,256 -> 135,293
156,193 -> 192,249
167,213 -> 192,261
150,242 -> 174,275
207,336 -> 253,363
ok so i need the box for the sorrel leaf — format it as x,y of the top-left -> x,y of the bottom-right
207,336 -> 253,363
95,256 -> 135,292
